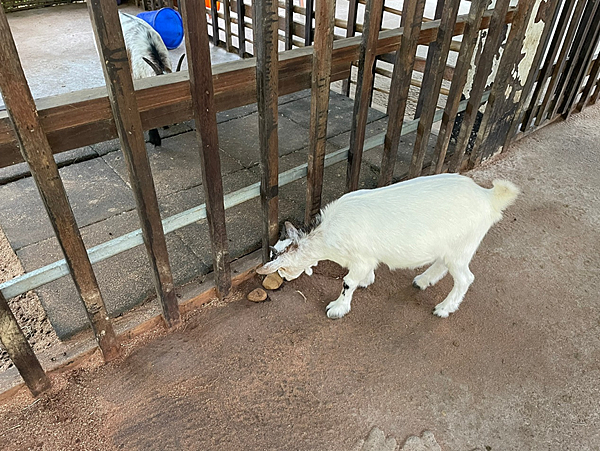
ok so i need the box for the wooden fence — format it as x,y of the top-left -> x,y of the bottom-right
0,0 -> 599,397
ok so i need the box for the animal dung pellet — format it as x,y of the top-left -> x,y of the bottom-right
262,273 -> 283,290
247,288 -> 268,302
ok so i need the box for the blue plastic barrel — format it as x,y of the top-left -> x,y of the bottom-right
137,8 -> 184,50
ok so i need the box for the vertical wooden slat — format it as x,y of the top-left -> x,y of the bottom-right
0,7 -> 120,361
223,0 -> 233,52
468,0 -> 538,167
561,5 -> 600,118
180,0 -> 232,298
535,0 -> 588,126
407,0 -> 461,179
253,0 -> 280,262
522,0 -> 575,132
0,290 -> 51,396
430,0 -> 488,175
285,0 -> 294,50
305,0 -> 336,224
87,0 -> 180,326
448,0 -> 511,173
377,0 -> 426,187
210,0 -> 220,46
304,0 -> 314,46
549,0 -> 600,119
346,0 -> 385,192
505,0 -> 561,145
576,52 -> 600,111
237,0 -> 247,57
413,0 -> 444,120
342,0 -> 359,97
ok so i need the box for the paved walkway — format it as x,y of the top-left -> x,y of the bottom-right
0,101 -> 598,451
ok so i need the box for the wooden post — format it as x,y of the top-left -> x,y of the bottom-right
377,0 -> 425,187
0,7 -> 120,361
210,0 -> 220,45
304,0 -> 314,46
521,0 -> 575,132
448,0 -> 511,172
407,0 -> 461,179
305,0 -> 336,224
285,0 -> 294,50
0,291 -> 51,396
430,0 -> 488,175
237,0 -> 247,57
223,0 -> 233,52
179,0 -> 232,298
468,0 -> 538,167
346,0 -> 385,192
87,0 -> 180,326
535,0 -> 587,126
253,0 -> 280,262
342,0 -> 359,97
576,48 -> 600,111
413,0 -> 444,120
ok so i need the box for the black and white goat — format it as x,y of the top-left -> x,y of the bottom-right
258,174 -> 519,319
119,12 -> 185,146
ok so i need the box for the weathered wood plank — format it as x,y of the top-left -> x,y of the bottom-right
413,0 -> 444,120
305,0 -> 336,223
449,0 -> 511,172
408,0 -> 461,179
0,8 -> 516,169
87,0 -> 180,327
180,0 -> 232,298
0,6 -> 120,361
346,0 -> 385,192
535,0 -> 588,126
0,289 -> 51,396
468,0 -> 538,167
253,0 -> 280,262
430,0 -> 488,175
378,0 -> 426,186
521,0 -> 575,132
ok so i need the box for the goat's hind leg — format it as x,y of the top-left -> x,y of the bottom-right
413,260 -> 448,290
433,261 -> 474,318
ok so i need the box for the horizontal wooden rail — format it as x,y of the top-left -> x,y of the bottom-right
0,93 -> 488,301
0,8 -> 514,168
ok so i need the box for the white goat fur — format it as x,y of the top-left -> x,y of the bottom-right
258,174 -> 519,319
119,12 -> 172,79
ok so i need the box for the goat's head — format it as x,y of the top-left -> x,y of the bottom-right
257,222 -> 314,280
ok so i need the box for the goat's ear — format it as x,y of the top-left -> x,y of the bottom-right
284,221 -> 300,242
176,53 -> 186,72
256,260 -> 281,275
142,57 -> 163,75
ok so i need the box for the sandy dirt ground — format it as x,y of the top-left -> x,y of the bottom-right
0,103 -> 599,450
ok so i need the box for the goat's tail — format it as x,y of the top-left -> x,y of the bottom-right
490,179 -> 520,213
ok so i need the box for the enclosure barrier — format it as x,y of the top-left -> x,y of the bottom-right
1,0 -> 600,397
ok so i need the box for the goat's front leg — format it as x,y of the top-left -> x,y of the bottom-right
326,267 -> 372,319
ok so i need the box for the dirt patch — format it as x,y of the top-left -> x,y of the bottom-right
0,227 -> 59,371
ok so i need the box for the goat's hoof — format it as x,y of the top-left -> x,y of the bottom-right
326,300 -> 350,319
148,129 -> 162,147
412,280 -> 421,289
433,303 -> 457,318
412,277 -> 427,290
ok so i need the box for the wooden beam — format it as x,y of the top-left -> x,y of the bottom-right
0,8 -> 516,169
210,0 -> 220,45
304,0 -> 314,45
87,0 -> 180,327
236,0 -> 247,57
430,0 -> 488,175
304,0 -> 336,223
346,0 -> 385,192
0,6 -> 120,361
0,289 -> 51,396
378,0 -> 426,186
253,0 -> 280,262
449,0 -> 511,172
180,0 -> 232,298
285,0 -> 294,50
408,0 -> 461,179
341,0 -> 359,97
223,0 -> 233,52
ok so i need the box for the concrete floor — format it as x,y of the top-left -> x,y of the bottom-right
0,103 -> 599,450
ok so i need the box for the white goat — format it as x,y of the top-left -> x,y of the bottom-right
257,174 -> 519,319
119,12 -> 184,146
